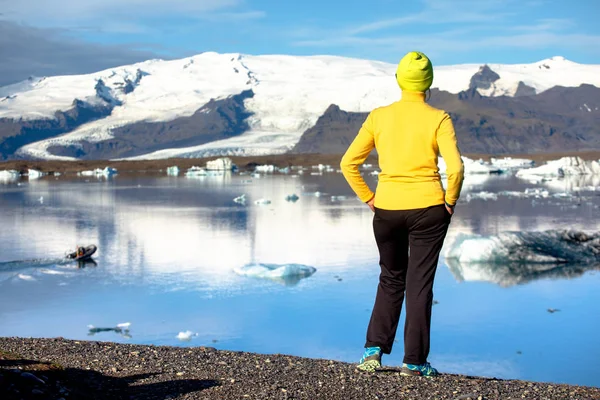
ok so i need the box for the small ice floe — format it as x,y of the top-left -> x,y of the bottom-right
285,194 -> 299,202
167,166 -> 180,176
251,173 -> 261,179
176,330 -> 198,341
330,195 -> 348,202
28,169 -> 45,180
206,157 -> 234,171
278,167 -> 290,174
234,263 -> 317,286
53,172 -> 62,176
185,166 -> 207,177
255,165 -> 275,173
17,274 -> 35,281
465,192 -> 498,202
254,198 -> 271,205
234,194 -> 247,205
310,172 -> 323,176
38,196 -> 44,204
362,164 -> 374,169
40,269 -> 66,275
304,191 -> 323,197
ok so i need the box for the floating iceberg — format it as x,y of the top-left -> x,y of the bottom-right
490,157 -> 534,170
254,198 -> 271,205
439,156 -> 503,175
255,165 -> 275,173
285,194 -> 299,202
167,166 -> 180,176
234,263 -> 317,285
206,157 -> 234,171
465,191 -> 498,202
0,170 -> 20,183
516,157 -> 600,178
28,169 -> 45,180
446,230 -> 600,265
278,167 -> 290,174
330,195 -> 348,202
185,166 -> 207,177
78,167 -> 118,177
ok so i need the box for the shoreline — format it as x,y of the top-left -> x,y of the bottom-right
1,337 -> 598,399
1,151 -> 600,175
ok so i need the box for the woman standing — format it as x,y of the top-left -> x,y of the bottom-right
340,51 -> 464,377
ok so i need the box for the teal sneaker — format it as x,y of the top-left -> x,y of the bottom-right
401,362 -> 439,377
356,347 -> 381,372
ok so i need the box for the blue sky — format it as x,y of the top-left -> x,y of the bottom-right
0,0 -> 599,84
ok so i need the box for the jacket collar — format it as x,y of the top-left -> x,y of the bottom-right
401,91 -> 426,102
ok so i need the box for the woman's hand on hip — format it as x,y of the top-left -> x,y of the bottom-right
367,196 -> 375,212
445,203 -> 454,215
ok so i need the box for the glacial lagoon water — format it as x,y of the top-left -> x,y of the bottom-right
0,171 -> 599,388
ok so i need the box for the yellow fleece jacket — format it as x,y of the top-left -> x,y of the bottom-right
340,91 -> 464,210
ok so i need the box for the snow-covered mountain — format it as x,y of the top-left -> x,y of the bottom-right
0,53 -> 599,160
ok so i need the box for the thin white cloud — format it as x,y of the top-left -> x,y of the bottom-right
0,0 -> 264,32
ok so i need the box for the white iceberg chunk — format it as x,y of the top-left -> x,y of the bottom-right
255,165 -> 275,173
167,166 -> 180,176
0,170 -> 20,183
490,157 -> 534,169
185,166 -> 207,177
516,157 -> 600,178
117,322 -> 131,329
78,167 -> 118,177
28,169 -> 45,179
465,191 -> 498,202
234,263 -> 317,285
206,157 -> 234,171
17,274 -> 35,281
177,330 -> 198,341
439,156 -> 503,175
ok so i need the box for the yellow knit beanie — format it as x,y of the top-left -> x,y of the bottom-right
395,51 -> 434,92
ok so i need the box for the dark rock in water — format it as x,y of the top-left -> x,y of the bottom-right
514,81 -> 537,97
469,65 -> 501,91
547,308 -> 560,314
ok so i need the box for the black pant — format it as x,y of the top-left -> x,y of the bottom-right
365,204 -> 451,365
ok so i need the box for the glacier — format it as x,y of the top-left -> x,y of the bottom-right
3,53 -> 599,160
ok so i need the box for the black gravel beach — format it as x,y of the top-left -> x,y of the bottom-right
0,338 -> 598,400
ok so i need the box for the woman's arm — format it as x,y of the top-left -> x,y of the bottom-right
437,112 -> 464,207
340,112 -> 376,203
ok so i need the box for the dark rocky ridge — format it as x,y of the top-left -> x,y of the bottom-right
47,90 -> 255,159
469,65 -> 500,91
293,84 -> 600,155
